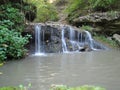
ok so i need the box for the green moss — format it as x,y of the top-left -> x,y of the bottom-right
81,25 -> 93,32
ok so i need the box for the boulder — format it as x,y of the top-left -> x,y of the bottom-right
113,34 -> 120,45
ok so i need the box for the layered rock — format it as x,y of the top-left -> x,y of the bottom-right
73,11 -> 120,24
113,34 -> 120,46
72,11 -> 120,36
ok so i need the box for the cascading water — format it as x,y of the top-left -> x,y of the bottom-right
69,26 -> 76,50
35,25 -> 45,55
61,26 -> 68,52
84,31 -> 94,50
33,23 -> 107,55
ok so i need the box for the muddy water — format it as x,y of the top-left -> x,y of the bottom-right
0,50 -> 120,90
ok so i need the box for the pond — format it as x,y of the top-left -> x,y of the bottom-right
0,50 -> 120,90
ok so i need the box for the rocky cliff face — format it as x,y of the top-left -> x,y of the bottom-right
72,11 -> 120,35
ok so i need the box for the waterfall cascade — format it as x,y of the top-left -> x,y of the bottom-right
61,26 -> 68,52
34,24 -> 45,55
33,24 -> 107,55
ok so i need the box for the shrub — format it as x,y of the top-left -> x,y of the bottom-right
0,26 -> 30,61
0,3 -> 31,61
0,4 -> 25,32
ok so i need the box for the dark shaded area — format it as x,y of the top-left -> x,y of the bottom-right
0,0 -> 23,4
25,11 -> 36,22
0,0 -> 37,22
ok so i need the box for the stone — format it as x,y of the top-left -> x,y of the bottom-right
113,34 -> 120,45
73,11 -> 120,24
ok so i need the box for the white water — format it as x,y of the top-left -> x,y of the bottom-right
61,26 -> 68,52
34,24 -> 107,54
84,31 -> 94,49
35,25 -> 45,55
69,26 -> 76,50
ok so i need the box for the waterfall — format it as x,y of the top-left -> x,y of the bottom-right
84,31 -> 94,49
35,25 -> 45,55
69,26 -> 76,50
32,23 -> 107,54
61,26 -> 68,52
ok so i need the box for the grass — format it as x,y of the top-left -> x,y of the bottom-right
50,85 -> 106,90
0,87 -> 20,90
94,35 -> 119,49
0,84 -> 32,90
81,25 -> 93,32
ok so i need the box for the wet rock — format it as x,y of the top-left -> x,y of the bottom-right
113,34 -> 120,46
25,23 -> 106,53
79,44 -> 92,52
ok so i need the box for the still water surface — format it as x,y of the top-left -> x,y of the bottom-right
0,50 -> 120,90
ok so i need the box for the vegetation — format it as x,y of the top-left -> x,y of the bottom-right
0,27 -> 30,61
0,1 -> 31,62
0,87 -> 20,90
81,25 -> 93,32
24,0 -> 58,22
66,0 -> 120,13
66,0 -> 120,22
65,0 -> 120,48
94,35 -> 119,48
50,85 -> 106,90
0,85 -> 105,90
0,83 -> 32,90
0,4 -> 25,32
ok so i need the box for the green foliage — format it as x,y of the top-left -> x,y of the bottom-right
0,87 -> 20,90
66,0 -> 89,14
94,35 -> 119,48
0,4 -> 25,32
0,3 -> 31,61
90,0 -> 117,10
66,0 -> 120,23
0,27 -> 30,61
50,85 -> 106,90
0,83 -> 32,90
81,25 -> 93,32
24,0 -> 58,22
66,0 -> 120,20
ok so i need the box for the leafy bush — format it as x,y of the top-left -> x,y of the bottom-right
0,26 -> 30,61
50,85 -> 106,90
0,4 -> 25,32
0,3 -> 31,61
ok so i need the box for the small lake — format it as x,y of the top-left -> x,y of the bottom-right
0,50 -> 120,90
